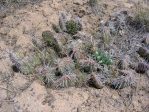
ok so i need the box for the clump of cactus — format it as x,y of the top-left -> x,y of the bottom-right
109,70 -> 136,89
92,50 -> 113,65
78,59 -> 94,73
117,55 -> 130,70
66,20 -> 80,35
9,51 -> 42,75
58,13 -> 82,35
42,31 -> 62,54
137,47 -> 149,62
135,62 -> 149,74
88,73 -> 104,89
59,13 -> 67,32
49,57 -> 77,88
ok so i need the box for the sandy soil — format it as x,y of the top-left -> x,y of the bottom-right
0,0 -> 149,112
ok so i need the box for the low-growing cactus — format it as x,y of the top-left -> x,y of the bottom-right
137,47 -> 149,62
88,73 -> 104,89
20,53 -> 42,75
59,13 -> 67,32
77,58 -> 96,73
135,62 -> 149,74
117,55 -> 130,70
56,57 -> 75,75
109,70 -> 135,89
92,50 -> 113,65
66,20 -> 80,35
42,31 -> 62,54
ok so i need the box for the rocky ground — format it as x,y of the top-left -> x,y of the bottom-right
0,0 -> 149,112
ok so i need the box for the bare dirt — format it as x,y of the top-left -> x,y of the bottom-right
0,0 -> 149,112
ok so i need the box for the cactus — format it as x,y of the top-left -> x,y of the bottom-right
42,31 -> 62,54
137,47 -> 149,62
135,62 -> 149,74
20,53 -> 42,75
56,57 -> 75,75
9,52 -> 21,72
78,59 -> 95,73
109,70 -> 135,89
59,13 -> 67,32
88,73 -> 104,89
117,55 -> 130,70
66,20 -> 80,35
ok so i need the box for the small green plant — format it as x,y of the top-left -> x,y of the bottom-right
92,50 -> 113,65
66,20 -> 80,35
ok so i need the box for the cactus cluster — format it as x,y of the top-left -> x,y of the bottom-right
10,11 -> 144,91
109,70 -> 135,89
54,13 -> 82,35
66,20 -> 81,35
135,62 -> 149,74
